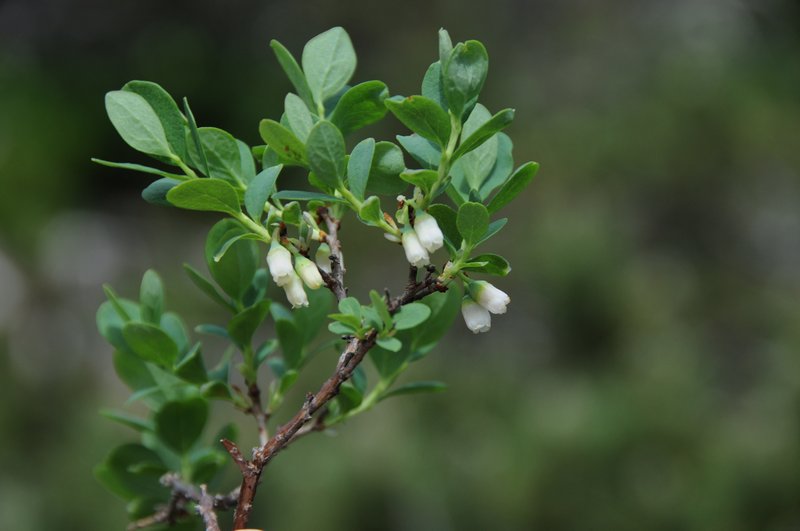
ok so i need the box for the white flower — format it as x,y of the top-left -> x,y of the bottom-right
294,255 -> 324,290
282,272 -> 309,308
315,243 -> 331,274
401,229 -> 430,267
383,232 -> 401,243
267,242 -> 294,286
461,297 -> 491,333
471,280 -> 511,314
414,212 -> 444,253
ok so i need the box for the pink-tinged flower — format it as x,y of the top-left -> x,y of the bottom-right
470,280 -> 510,314
401,229 -> 430,267
282,272 -> 309,308
461,296 -> 491,333
414,212 -> 444,253
294,255 -> 324,290
267,241 -> 294,286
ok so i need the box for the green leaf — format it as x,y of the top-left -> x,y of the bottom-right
421,62 -> 447,111
457,202 -> 490,247
393,302 -> 432,330
91,159 -> 186,180
183,263 -> 236,312
102,284 -> 134,322
271,190 -> 345,203
487,161 -> 539,214
245,164 -> 283,220
479,217 -> 507,245
256,339 -> 279,367
166,178 -> 241,215
284,93 -> 315,142
411,287 -> 461,349
161,312 -> 188,353
302,27 -> 357,108
183,97 -> 211,177
439,28 -> 453,64
121,322 -> 178,367
306,120 -> 346,189
442,40 -> 489,118
369,290 -> 393,331
428,203 -> 460,251
330,81 -> 389,136
452,108 -> 514,161
276,319 -> 304,369
381,381 -> 447,400
376,337 -> 402,352
94,444 -> 167,500
228,300 -> 271,349
396,134 -> 441,170
185,127 -> 244,184
123,80 -> 188,161
328,312 -> 363,331
366,141 -> 407,196
213,233 -> 262,263
237,139 -> 256,184
154,398 -> 208,454
258,119 -> 307,167
139,269 -> 164,324
358,195 -> 383,226
270,39 -> 315,110
347,138 -> 375,201
100,409 -> 154,433
204,219 -> 259,302
399,169 -> 438,194
385,95 -> 451,148
461,253 -> 511,276
452,104 -> 498,191
112,349 -> 157,394
105,90 -> 173,158
175,343 -> 208,384
478,133 -> 514,199
339,297 -> 362,317
141,178 -> 181,207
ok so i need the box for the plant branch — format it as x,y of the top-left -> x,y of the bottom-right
318,207 -> 347,301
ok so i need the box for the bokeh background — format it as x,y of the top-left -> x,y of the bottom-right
1,0 -> 799,529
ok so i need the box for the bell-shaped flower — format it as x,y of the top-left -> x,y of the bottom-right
294,255 -> 324,290
401,228 -> 430,267
469,280 -> 511,314
461,296 -> 491,333
315,243 -> 332,274
282,272 -> 309,308
413,212 -> 444,253
267,241 -> 294,286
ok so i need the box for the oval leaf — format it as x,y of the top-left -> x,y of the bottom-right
306,120 -> 346,189
122,322 -> 178,367
122,80 -> 188,161
347,138 -> 375,201
487,161 -> 539,214
385,95 -> 451,148
154,398 -> 209,454
393,302 -> 432,330
330,81 -> 389,136
442,40 -> 489,118
245,164 -> 283,220
258,119 -> 307,167
456,202 -> 490,247
166,178 -> 241,215
302,27 -> 357,108
105,90 -> 173,158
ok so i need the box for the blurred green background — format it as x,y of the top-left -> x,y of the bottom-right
1,0 -> 799,529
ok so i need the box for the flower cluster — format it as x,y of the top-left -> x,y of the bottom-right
461,280 -> 511,333
266,240 -> 325,307
401,211 -> 445,267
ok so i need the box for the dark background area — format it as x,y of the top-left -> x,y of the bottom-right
1,0 -> 799,529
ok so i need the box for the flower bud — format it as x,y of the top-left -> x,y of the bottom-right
294,255 -> 324,290
315,243 -> 331,274
461,296 -> 491,333
469,280 -> 511,314
401,229 -> 430,267
413,212 -> 444,253
384,232 -> 401,243
267,241 -> 294,286
282,272 -> 309,308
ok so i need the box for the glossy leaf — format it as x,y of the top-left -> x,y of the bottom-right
385,95 -> 451,148
306,120 -> 346,189
166,178 -> 241,215
330,81 -> 389,136
302,27 -> 357,108
457,202 -> 490,247
442,40 -> 489,118
105,90 -> 173,158
258,119 -> 307,167
122,80 -> 188,161
154,398 -> 208,454
487,161 -> 539,214
121,322 -> 178,367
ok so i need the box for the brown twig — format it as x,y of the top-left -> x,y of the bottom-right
318,207 -> 347,301
197,485 -> 221,531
